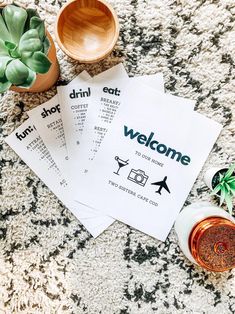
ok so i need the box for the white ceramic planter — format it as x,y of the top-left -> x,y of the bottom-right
204,167 -> 227,190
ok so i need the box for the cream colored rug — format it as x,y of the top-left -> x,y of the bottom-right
0,0 -> 234,313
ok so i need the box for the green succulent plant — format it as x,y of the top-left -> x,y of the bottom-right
0,4 -> 51,93
212,163 -> 235,214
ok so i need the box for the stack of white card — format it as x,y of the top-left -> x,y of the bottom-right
6,64 -> 222,241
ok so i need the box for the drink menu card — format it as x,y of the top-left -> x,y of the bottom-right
57,64 -> 129,168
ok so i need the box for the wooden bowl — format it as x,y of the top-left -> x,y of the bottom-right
55,0 -> 119,63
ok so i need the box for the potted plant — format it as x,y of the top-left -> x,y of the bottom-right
204,163 -> 235,214
0,3 -> 59,93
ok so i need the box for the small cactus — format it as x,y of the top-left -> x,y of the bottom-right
212,163 -> 235,214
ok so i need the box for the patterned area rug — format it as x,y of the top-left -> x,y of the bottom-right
0,0 -> 235,313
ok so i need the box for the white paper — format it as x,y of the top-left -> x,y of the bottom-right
27,94 -> 115,225
74,81 -> 222,241
28,94 -> 69,174
27,71 -> 91,174
133,73 -> 164,91
68,78 -> 195,185
5,119 -> 113,238
57,64 -> 129,159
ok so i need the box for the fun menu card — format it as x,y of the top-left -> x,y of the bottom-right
74,81 -> 222,241
5,118 -> 114,238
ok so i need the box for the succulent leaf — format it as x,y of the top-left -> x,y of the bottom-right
219,187 -> 226,206
19,29 -> 42,53
227,177 -> 235,184
219,172 -> 224,182
21,51 -> 33,59
5,59 -> 29,85
3,4 -> 27,44
24,8 -> 40,31
224,182 -> 231,192
0,39 -> 9,56
230,182 -> 235,190
23,51 -> 51,74
211,184 -> 221,195
0,56 -> 12,78
43,36 -> 50,55
30,16 -> 45,40
4,41 -> 16,51
17,68 -> 36,88
0,75 -> 11,93
220,181 -> 225,188
9,47 -> 21,58
212,163 -> 235,214
224,163 -> 235,180
4,41 -> 21,58
0,12 -> 10,42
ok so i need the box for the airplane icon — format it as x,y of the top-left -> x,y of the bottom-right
151,176 -> 170,195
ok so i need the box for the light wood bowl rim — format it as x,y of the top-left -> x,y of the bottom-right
55,0 -> 119,63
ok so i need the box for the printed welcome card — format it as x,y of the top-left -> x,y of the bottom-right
62,76 -> 195,193
75,82 -> 222,241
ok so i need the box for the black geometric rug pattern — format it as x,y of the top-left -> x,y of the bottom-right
0,0 -> 234,313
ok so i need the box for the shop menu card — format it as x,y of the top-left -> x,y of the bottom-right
73,81 -> 222,241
